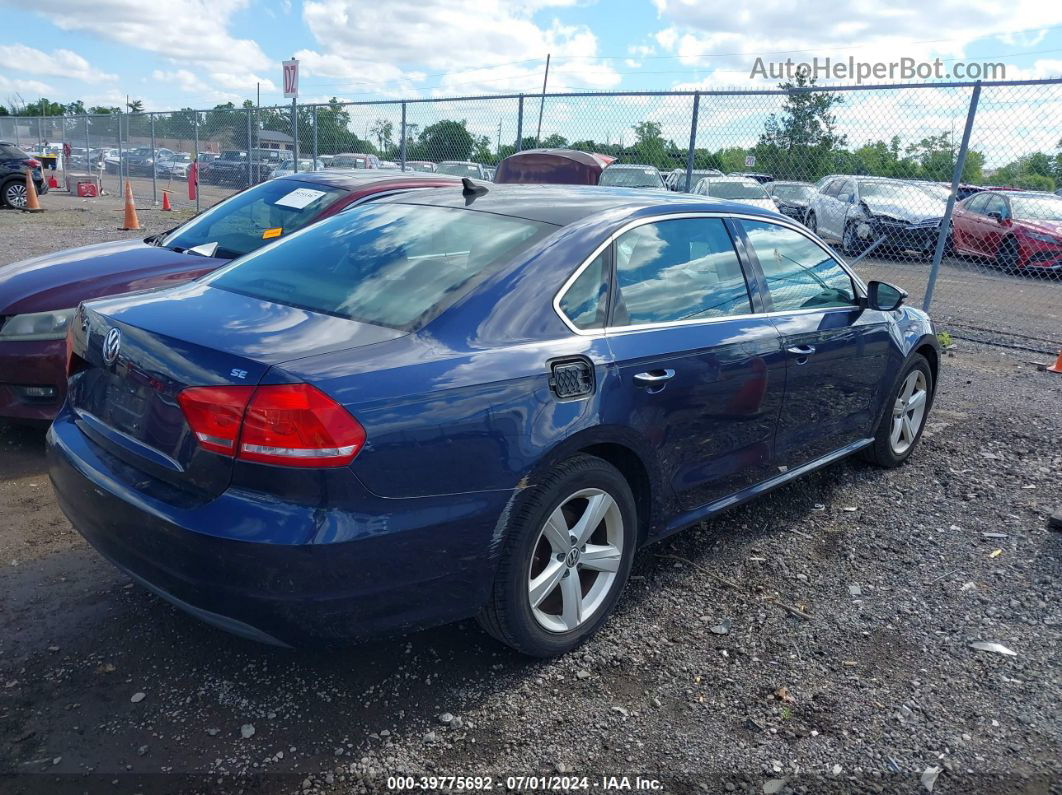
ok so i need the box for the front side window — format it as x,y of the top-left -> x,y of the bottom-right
963,193 -> 989,214
982,194 -> 1008,218
206,204 -> 553,331
558,252 -> 609,330
611,218 -> 752,326
741,220 -> 857,311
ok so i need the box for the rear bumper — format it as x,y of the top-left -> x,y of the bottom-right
0,338 -> 66,421
47,411 -> 515,646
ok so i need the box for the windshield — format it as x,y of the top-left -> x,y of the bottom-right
859,181 -> 935,203
600,168 -> 662,188
220,151 -> 245,161
159,179 -> 345,259
772,185 -> 812,201
437,162 -> 482,177
1010,195 -> 1062,221
914,183 -> 951,201
705,181 -> 769,200
205,204 -> 554,331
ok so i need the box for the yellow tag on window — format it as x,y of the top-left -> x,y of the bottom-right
262,227 -> 282,239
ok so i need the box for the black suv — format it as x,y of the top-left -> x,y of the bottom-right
0,141 -> 48,208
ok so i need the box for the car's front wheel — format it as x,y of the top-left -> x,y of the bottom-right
862,354 -> 934,468
479,454 -> 637,657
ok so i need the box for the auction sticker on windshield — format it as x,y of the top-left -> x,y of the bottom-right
262,227 -> 282,239
274,188 -> 326,209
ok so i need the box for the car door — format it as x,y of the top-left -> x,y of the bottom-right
736,218 -> 897,468
814,179 -> 844,239
978,194 -> 1010,256
826,179 -> 856,240
953,193 -> 987,253
586,215 -> 787,511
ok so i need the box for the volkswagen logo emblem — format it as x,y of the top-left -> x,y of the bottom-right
102,327 -> 121,366
565,547 -> 581,568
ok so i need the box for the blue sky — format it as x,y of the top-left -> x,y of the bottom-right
1,0 -> 1061,111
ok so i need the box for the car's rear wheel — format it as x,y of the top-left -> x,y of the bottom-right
862,354 -> 934,467
1,179 -> 28,209
478,454 -> 637,657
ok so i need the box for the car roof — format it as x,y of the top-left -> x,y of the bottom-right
606,163 -> 657,169
383,183 -> 781,225
270,170 -> 463,189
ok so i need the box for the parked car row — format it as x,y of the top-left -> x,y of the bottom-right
0,140 -> 48,208
2,165 -> 940,657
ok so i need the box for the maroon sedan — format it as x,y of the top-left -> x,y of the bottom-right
951,190 -> 1062,272
0,171 -> 462,422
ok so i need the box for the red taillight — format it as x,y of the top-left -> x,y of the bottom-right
177,385 -> 255,455
177,383 -> 365,467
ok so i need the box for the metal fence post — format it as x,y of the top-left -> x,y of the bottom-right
246,107 -> 253,186
516,94 -> 524,152
193,113 -> 200,213
923,81 -> 981,313
117,112 -> 124,197
399,102 -> 407,170
684,92 -> 700,193
150,112 -> 157,205
312,104 -> 318,170
291,99 -> 299,172
84,115 -> 90,173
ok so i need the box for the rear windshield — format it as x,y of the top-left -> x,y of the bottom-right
205,204 -> 554,330
600,168 -> 662,188
772,185 -> 812,201
0,143 -> 28,160
159,179 -> 345,259
706,181 -> 769,199
438,162 -> 482,177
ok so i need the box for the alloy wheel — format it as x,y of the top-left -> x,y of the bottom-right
5,183 -> 28,209
527,488 -> 624,633
890,369 -> 928,455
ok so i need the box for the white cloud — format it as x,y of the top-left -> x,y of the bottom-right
0,74 -> 57,99
24,0 -> 271,73
0,45 -> 116,82
299,0 -> 620,96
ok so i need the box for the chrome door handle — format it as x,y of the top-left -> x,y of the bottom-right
786,345 -> 816,356
634,369 -> 676,386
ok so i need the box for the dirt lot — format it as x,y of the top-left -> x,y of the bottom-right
0,200 -> 1060,795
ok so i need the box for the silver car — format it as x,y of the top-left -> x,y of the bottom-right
692,176 -> 776,211
806,177 -> 948,257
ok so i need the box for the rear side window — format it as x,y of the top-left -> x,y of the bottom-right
741,220 -> 857,311
206,204 -> 553,331
558,252 -> 609,330
611,218 -> 752,326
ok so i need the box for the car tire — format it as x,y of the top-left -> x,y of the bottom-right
805,211 -> 817,234
478,454 -> 637,657
995,236 -> 1020,273
861,354 -> 934,468
842,222 -> 865,256
1,178 -> 28,209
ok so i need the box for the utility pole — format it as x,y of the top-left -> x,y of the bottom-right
535,53 -> 550,147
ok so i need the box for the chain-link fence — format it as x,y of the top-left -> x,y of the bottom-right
1,78 -> 1060,350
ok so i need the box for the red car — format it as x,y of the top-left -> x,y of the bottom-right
0,171 -> 462,422
494,149 -> 616,185
951,190 -> 1062,272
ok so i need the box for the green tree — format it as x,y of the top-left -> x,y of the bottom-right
126,98 -> 144,113
755,73 -> 846,180
411,119 -> 474,161
905,132 -> 984,183
370,119 -> 394,155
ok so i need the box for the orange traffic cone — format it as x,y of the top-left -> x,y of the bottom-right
161,190 -> 172,211
22,168 -> 44,213
1047,350 -> 1062,374
121,181 -> 141,230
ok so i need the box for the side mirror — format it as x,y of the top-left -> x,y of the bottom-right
866,280 -> 907,312
837,192 -> 850,203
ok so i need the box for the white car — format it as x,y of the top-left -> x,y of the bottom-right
157,152 -> 194,178
271,158 -> 326,178
598,164 -> 666,190
692,176 -> 777,211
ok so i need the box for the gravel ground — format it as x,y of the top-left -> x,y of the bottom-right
0,204 -> 1060,795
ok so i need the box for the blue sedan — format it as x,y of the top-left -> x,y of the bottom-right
47,182 -> 939,656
